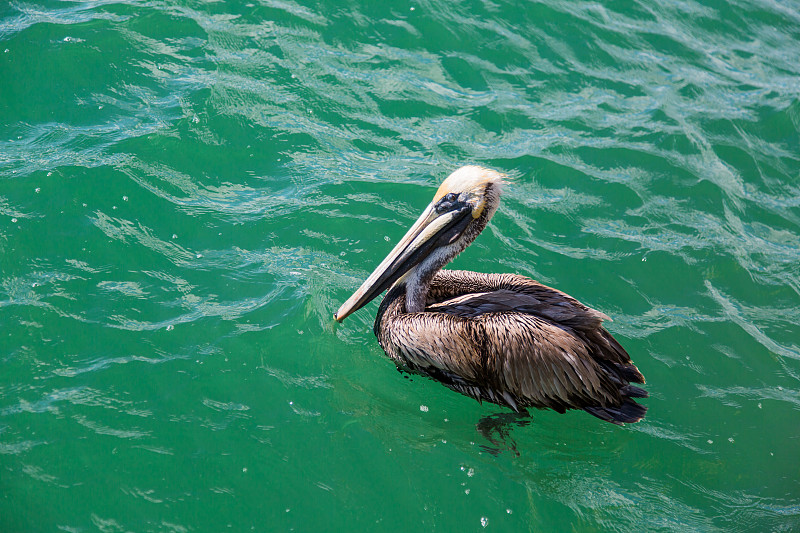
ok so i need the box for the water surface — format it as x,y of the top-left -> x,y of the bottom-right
2,0 -> 799,531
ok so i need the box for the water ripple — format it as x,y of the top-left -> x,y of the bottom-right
2,0 -> 800,530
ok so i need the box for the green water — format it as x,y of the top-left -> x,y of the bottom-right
2,0 -> 799,530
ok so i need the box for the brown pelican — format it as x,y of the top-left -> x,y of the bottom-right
335,166 -> 647,424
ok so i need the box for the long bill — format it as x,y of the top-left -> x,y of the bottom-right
334,202 -> 472,322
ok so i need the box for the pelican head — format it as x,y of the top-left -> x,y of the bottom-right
335,166 -> 506,322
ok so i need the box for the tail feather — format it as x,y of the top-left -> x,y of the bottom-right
619,384 -> 649,398
584,399 -> 647,425
615,362 -> 646,384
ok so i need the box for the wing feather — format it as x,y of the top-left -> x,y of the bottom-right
374,270 -> 646,418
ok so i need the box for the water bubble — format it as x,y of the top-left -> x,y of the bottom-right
166,325 -> 174,331
196,253 -> 203,259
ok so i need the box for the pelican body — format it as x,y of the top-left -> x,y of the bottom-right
335,166 -> 647,424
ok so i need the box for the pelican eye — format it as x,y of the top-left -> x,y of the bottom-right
435,192 -> 465,214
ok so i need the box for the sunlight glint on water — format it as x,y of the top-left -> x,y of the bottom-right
1,0 -> 799,531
